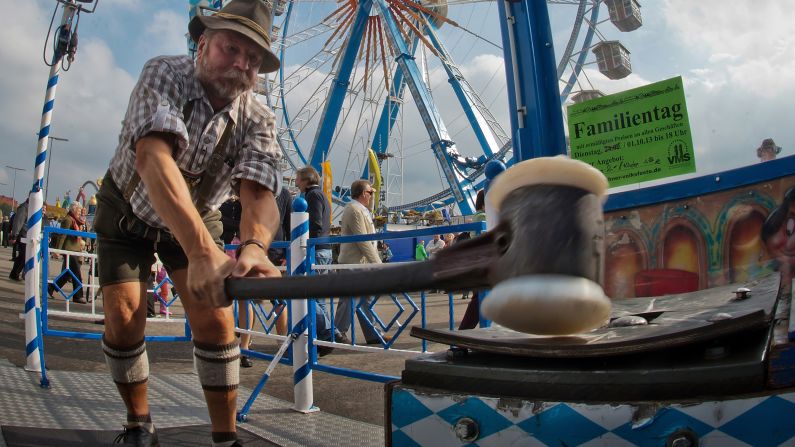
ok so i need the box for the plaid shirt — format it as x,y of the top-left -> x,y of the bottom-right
108,55 -> 281,229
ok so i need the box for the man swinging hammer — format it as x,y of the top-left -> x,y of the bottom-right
94,1 -> 282,445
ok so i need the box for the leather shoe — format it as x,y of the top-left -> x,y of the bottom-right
333,334 -> 351,344
317,345 -> 334,357
73,296 -> 88,304
113,425 -> 159,446
240,355 -> 254,368
365,334 -> 392,345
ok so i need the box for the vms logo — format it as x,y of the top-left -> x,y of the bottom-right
667,139 -> 691,165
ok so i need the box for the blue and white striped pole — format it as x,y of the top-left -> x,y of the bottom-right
24,1 -> 82,374
289,197 -> 315,413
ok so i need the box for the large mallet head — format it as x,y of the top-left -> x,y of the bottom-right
480,156 -> 611,335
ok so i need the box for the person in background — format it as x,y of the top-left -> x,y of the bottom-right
238,184 -> 291,368
61,190 -> 72,209
267,184 -> 292,265
757,138 -> 781,162
335,180 -> 390,345
155,264 -> 172,317
219,195 -> 242,245
8,200 -> 28,281
424,234 -> 446,258
48,202 -> 87,303
295,166 -> 347,353
444,233 -> 455,248
459,190 -> 486,329
441,207 -> 451,225
2,216 -> 10,248
415,240 -> 428,261
381,241 -> 393,263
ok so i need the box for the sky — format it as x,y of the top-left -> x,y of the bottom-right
1,0 -> 792,211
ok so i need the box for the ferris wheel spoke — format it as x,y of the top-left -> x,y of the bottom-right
423,18 -> 508,156
308,0 -> 374,169
276,22 -> 338,51
281,48 -> 338,96
373,0 -> 478,214
368,35 -> 416,159
558,2 -> 600,101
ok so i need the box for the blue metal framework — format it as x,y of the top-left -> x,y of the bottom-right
558,2 -> 601,103
361,36 -> 416,181
271,1 -> 612,214
369,38 -> 414,157
422,23 -> 504,160
303,1 -> 480,214
308,0 -> 375,170
497,0 -> 567,161
372,0 -> 477,214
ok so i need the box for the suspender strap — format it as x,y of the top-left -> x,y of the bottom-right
122,172 -> 141,202
193,119 -> 234,211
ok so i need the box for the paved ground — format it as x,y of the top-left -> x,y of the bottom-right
0,244 -> 468,428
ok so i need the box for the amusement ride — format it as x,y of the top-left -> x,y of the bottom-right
221,0 -> 643,218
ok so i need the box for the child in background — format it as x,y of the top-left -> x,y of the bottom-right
155,265 -> 171,316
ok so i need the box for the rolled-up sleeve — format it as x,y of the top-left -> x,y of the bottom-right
230,111 -> 282,196
125,58 -> 190,155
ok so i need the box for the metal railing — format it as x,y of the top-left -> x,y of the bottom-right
32,221 -> 488,413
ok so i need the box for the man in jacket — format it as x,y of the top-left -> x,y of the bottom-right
334,180 -> 389,345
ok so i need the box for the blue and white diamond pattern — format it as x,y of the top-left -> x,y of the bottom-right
391,387 -> 795,446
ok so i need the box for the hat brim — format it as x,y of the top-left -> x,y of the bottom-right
189,15 -> 280,74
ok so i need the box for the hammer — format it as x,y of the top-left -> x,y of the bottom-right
225,157 -> 612,335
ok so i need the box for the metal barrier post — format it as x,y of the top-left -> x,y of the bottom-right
289,197 -> 316,413
24,0 -> 92,377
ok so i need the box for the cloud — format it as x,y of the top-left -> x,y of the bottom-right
708,53 -> 739,64
662,0 -> 795,98
0,0 -> 136,203
144,10 -> 190,57
102,0 -> 142,11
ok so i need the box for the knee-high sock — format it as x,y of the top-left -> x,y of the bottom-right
193,340 -> 240,392
102,335 -> 149,386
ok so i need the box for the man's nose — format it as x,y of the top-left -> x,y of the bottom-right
232,53 -> 251,72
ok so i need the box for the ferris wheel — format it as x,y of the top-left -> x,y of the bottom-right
194,0 -> 642,216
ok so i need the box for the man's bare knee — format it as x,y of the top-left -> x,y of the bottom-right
103,282 -> 147,343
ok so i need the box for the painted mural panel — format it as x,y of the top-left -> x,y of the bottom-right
604,178 -> 793,298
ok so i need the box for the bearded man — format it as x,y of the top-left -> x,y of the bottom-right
93,1 -> 282,445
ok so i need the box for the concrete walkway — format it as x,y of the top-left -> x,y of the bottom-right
0,244 -> 464,445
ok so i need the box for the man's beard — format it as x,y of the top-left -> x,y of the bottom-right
196,55 -> 257,101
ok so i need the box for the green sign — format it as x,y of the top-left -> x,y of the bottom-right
567,76 -> 696,187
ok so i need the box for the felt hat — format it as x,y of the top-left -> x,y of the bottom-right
189,0 -> 280,73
